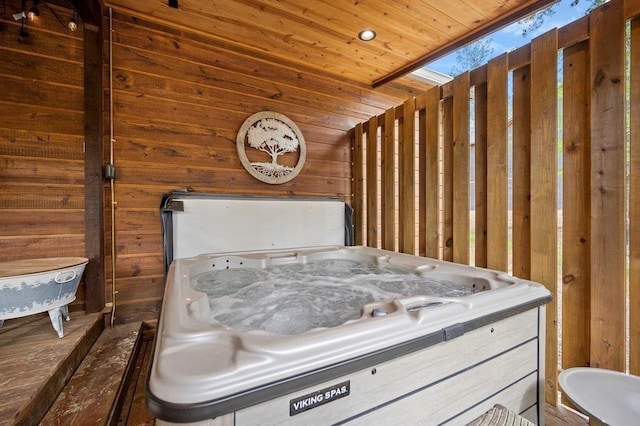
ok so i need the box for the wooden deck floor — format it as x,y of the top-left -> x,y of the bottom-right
0,311 -> 103,425
1,313 -> 590,425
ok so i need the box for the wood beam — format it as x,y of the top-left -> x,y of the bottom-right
73,0 -> 102,27
84,21 -> 106,313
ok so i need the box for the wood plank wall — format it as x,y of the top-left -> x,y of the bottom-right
351,0 -> 640,404
104,10 -> 416,322
0,2 -> 87,305
0,1 -> 422,322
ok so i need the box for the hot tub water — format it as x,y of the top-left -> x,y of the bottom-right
192,258 -> 485,335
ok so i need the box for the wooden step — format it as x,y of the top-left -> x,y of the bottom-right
115,322 -> 156,425
0,312 -> 103,426
40,322 -> 143,425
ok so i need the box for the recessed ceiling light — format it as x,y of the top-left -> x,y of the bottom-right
358,29 -> 376,41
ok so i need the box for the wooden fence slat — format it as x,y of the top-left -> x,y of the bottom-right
486,54 -> 509,272
350,0 -> 637,399
512,64 -> 532,279
418,107 -> 427,257
399,98 -> 416,254
561,40 -> 591,374
452,73 -> 470,264
589,0 -> 626,372
366,116 -> 379,247
381,109 -> 396,251
352,123 -> 365,245
425,87 -> 441,259
442,97 -> 454,262
630,15 -> 640,377
530,29 -> 558,404
474,83 -> 488,268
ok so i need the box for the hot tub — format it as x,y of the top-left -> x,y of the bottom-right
147,245 -> 551,425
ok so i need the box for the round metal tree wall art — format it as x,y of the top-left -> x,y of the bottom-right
236,112 -> 306,184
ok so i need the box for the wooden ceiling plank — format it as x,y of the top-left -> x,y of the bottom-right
104,0 -> 556,87
373,0 -> 557,87
420,0 -> 488,28
107,0 -> 406,83
175,0 -> 402,59
253,0 -> 440,57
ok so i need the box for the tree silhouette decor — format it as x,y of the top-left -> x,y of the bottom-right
236,111 -> 306,184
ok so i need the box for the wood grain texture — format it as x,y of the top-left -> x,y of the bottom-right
41,323 -> 141,425
474,82 -> 488,268
530,29 -> 558,404
398,98 -> 416,254
442,97 -> 454,262
0,312 -> 103,426
561,40 -> 591,374
589,0 -> 626,372
630,16 -> 640,377
452,73 -> 470,264
424,87 -> 441,259
352,124 -> 365,246
103,0 -> 547,85
418,105 -> 428,257
84,23 -> 106,314
0,0 -> 87,302
381,108 -> 396,251
105,10 -> 411,320
366,116 -> 379,247
512,64 -> 532,280
486,54 -> 509,272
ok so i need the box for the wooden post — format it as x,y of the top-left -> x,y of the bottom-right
84,23 -> 106,314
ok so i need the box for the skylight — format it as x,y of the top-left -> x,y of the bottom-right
415,0 -> 605,78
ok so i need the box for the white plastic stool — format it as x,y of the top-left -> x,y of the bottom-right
558,367 -> 640,426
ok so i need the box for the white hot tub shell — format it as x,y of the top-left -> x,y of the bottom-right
148,246 -> 550,425
149,193 -> 551,425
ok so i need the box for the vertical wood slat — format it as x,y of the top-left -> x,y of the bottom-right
366,116 -> 379,247
452,73 -> 470,264
442,97 -> 454,262
381,109 -> 396,251
630,16 -> 640,377
529,29 -> 558,404
474,83 -> 488,268
425,87 -> 441,259
512,64 -> 532,280
399,98 -> 416,254
352,123 -> 365,245
589,0 -> 626,372
418,107 -> 427,257
561,40 -> 591,374
486,54 -> 509,272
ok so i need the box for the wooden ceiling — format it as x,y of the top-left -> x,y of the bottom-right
102,0 -> 556,88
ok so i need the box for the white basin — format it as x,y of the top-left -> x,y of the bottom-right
558,367 -> 640,426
